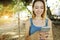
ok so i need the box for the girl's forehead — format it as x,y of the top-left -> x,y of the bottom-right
34,1 -> 44,7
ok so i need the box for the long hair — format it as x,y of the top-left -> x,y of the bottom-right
32,0 -> 46,19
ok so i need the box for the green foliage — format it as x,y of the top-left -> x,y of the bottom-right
21,0 -> 32,6
0,4 -> 3,11
0,0 -> 16,6
0,0 -> 31,16
0,0 -> 17,11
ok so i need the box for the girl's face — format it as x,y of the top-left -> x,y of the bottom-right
33,1 -> 44,17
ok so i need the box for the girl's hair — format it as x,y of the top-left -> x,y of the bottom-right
32,0 -> 46,19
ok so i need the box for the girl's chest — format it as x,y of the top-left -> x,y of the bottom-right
33,20 -> 46,27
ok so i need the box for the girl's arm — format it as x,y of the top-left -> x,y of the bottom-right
25,19 -> 31,40
48,18 -> 53,40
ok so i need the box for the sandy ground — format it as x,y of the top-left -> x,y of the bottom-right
0,20 -> 60,40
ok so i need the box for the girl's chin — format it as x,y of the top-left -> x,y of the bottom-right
36,15 -> 41,17
36,14 -> 41,16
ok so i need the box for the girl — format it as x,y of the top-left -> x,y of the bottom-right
25,0 -> 53,40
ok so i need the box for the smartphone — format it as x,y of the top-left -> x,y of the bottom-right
41,26 -> 50,32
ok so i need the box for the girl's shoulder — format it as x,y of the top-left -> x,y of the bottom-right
25,18 -> 31,23
25,18 -> 32,26
46,18 -> 52,22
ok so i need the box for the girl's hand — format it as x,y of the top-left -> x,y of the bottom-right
25,36 -> 31,40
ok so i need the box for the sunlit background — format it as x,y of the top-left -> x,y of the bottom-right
0,0 -> 60,40
47,0 -> 60,15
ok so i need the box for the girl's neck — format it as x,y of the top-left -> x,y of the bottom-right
35,16 -> 43,20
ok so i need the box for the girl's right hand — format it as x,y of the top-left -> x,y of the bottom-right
25,36 -> 31,40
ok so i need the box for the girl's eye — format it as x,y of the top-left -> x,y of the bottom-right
41,7 -> 44,9
35,7 -> 38,9
34,6 -> 39,9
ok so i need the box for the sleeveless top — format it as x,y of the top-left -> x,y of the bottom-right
29,18 -> 48,35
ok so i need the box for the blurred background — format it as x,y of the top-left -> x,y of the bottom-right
0,0 -> 60,40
